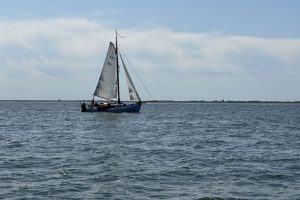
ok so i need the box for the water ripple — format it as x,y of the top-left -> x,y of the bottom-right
0,101 -> 299,199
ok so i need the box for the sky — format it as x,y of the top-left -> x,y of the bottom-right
1,0 -> 300,101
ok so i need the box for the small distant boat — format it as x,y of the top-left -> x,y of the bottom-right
81,31 -> 142,112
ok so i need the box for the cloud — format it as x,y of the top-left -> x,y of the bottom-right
0,18 -> 300,100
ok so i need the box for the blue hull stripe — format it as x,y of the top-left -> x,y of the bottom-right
84,103 -> 141,113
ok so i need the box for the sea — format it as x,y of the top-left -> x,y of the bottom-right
0,101 -> 299,200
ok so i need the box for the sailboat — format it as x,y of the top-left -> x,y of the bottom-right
81,31 -> 142,112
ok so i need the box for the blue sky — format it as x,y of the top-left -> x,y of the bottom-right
2,0 -> 300,37
1,0 -> 300,100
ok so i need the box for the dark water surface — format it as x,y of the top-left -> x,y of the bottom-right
0,101 -> 299,199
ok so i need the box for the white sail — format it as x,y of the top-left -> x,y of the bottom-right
119,53 -> 141,102
94,42 -> 118,100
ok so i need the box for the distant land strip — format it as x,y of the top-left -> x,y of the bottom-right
1,100 -> 300,103
143,100 -> 300,103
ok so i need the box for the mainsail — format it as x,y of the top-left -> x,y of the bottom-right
94,42 -> 118,100
119,53 -> 141,102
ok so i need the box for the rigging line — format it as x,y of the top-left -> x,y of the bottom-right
116,32 -> 125,38
119,48 -> 155,101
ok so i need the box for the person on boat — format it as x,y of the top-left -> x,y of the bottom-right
81,103 -> 86,112
91,98 -> 95,106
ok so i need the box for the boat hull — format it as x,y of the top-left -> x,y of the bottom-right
81,102 -> 141,113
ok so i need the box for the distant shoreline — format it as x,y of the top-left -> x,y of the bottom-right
1,100 -> 300,103
144,100 -> 300,104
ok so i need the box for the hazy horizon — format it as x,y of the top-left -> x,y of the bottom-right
1,99 -> 300,102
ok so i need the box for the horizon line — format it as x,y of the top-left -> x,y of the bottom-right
0,99 -> 300,103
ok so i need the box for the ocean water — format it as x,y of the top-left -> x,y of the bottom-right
0,101 -> 299,200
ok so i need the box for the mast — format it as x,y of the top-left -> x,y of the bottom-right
116,30 -> 121,104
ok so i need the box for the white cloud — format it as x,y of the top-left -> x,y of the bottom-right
0,18 -> 300,100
